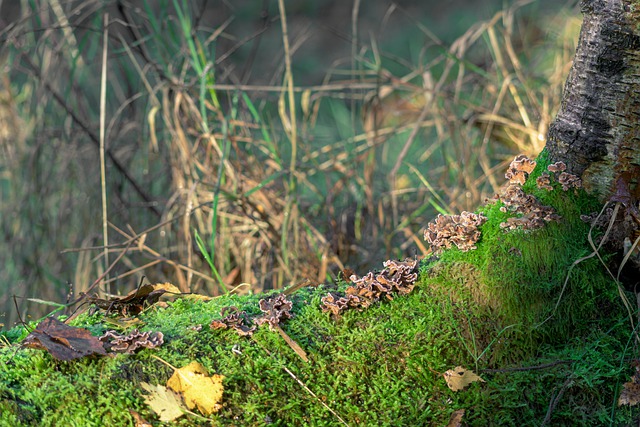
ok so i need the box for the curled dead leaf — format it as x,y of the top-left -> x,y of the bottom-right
444,366 -> 484,392
87,282 -> 181,316
618,361 -> 640,406
21,317 -> 107,361
447,409 -> 465,427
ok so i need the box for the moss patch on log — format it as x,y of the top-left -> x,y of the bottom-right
1,153 -> 639,426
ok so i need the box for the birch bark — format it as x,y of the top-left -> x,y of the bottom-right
547,0 -> 640,202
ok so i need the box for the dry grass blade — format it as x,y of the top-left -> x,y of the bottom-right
0,1 -> 579,326
99,13 -> 110,296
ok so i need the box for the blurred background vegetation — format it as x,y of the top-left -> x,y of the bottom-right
0,0 -> 580,329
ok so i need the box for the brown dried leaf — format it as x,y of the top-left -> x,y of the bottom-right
140,382 -> 185,422
447,409 -> 465,427
21,317 -> 107,361
167,361 -> 224,415
444,366 -> 484,392
618,382 -> 640,406
128,409 -> 152,427
87,283 -> 181,316
618,361 -> 640,406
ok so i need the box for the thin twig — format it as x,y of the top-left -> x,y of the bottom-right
541,377 -> 573,426
480,360 -> 571,374
254,339 -> 350,427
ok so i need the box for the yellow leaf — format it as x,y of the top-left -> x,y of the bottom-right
153,282 -> 181,295
140,382 -> 185,422
183,294 -> 215,302
167,361 -> 224,415
444,366 -> 484,391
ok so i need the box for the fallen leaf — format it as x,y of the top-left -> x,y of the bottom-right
618,382 -> 640,406
21,317 -> 107,361
128,409 -> 152,427
87,282 -> 181,316
167,361 -> 224,415
447,409 -> 465,427
140,382 -> 185,422
183,294 -> 215,301
618,361 -> 640,406
444,366 -> 484,391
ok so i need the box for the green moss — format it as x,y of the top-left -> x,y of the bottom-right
1,151 -> 638,425
427,150 -> 622,363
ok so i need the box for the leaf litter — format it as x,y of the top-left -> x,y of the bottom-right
140,382 -> 185,422
444,366 -> 485,391
149,355 -> 225,418
21,317 -> 107,361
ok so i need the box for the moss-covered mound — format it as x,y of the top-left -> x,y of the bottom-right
1,153 -> 639,426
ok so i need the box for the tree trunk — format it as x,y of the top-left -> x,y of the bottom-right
547,0 -> 640,203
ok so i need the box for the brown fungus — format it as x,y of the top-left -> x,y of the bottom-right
210,306 -> 256,336
547,161 -> 567,173
320,293 -> 362,316
99,329 -> 164,354
321,259 -> 419,316
382,259 -> 419,295
536,173 -> 553,191
505,154 -> 536,185
498,182 -> 561,230
254,294 -> 293,329
557,171 -> 582,191
424,212 -> 487,253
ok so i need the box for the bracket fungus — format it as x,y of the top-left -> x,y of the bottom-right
424,212 -> 487,253
99,329 -> 164,354
209,306 -> 256,336
254,294 -> 294,329
505,154 -> 537,185
498,184 -> 560,230
320,293 -> 363,316
321,259 -> 419,316
557,171 -> 582,191
536,173 -> 553,191
547,161 -> 567,173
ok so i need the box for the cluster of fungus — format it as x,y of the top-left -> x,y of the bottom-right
210,294 -> 294,336
209,306 -> 256,336
254,294 -> 294,329
499,182 -> 561,230
540,161 -> 582,192
497,155 -> 563,230
99,329 -> 164,354
422,155 -> 583,251
321,259 -> 418,317
423,212 -> 488,253
505,154 -> 537,185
